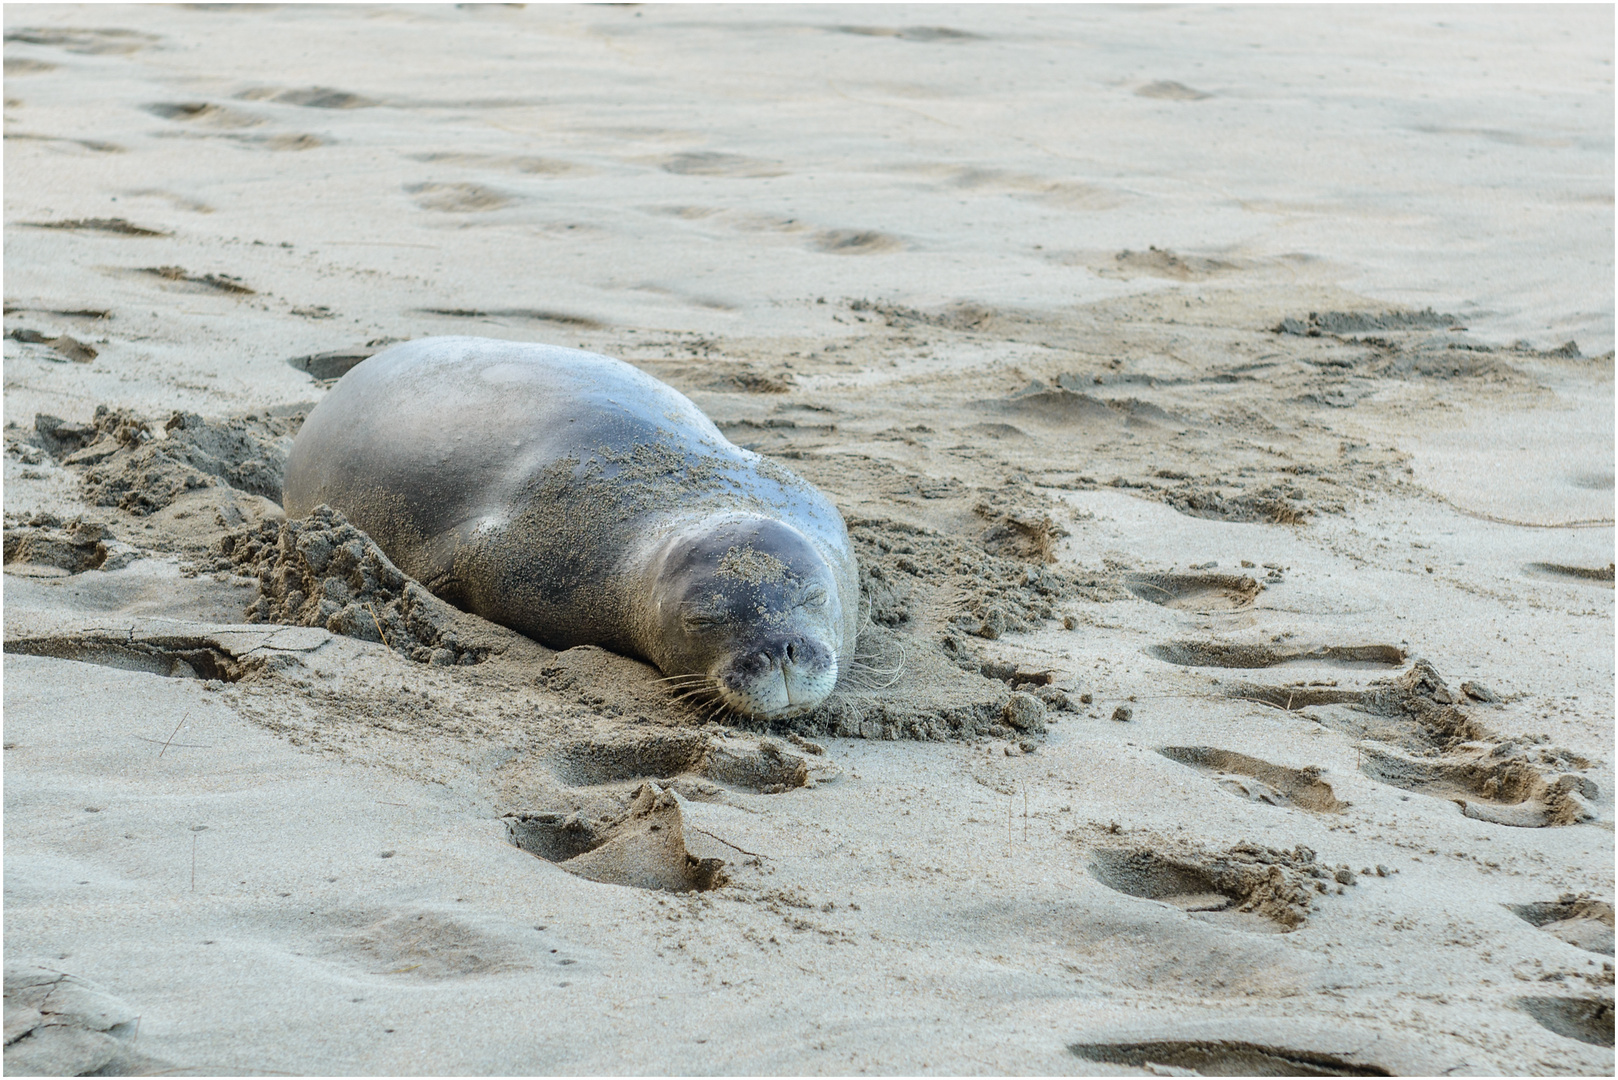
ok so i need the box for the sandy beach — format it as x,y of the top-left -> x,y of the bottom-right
3,4 -> 1614,1075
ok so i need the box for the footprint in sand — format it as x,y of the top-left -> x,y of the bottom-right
505,782 -> 728,893
1509,897 -> 1615,955
409,151 -> 581,176
1109,246 -> 1240,280
1158,747 -> 1347,813
912,165 -> 1126,211
414,307 -> 604,330
1358,743 -> 1596,828
1525,561 -> 1614,585
1124,571 -> 1263,612
660,151 -> 785,178
812,228 -> 904,255
1088,844 -> 1352,933
3,518 -> 126,575
143,101 -> 262,129
5,27 -> 158,54
129,265 -> 254,295
333,910 -> 525,980
236,85 -> 377,109
1150,640 -> 1405,669
1513,996 -> 1615,1048
404,182 -> 514,212
544,722 -> 815,795
1134,80 -> 1212,101
833,25 -> 984,43
3,626 -> 321,683
234,132 -> 327,152
5,328 -> 99,364
3,132 -> 125,154
1069,1039 -> 1390,1076
21,216 -> 167,237
1223,658 -> 1468,722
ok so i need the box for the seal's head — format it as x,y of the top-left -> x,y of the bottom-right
643,515 -> 848,718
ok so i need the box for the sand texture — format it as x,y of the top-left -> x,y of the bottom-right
4,5 -> 1614,1075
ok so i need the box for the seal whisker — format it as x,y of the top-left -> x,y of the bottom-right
654,674 -> 716,688
845,653 -> 906,689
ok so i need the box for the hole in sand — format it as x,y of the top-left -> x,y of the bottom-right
285,348 -> 381,382
1090,850 -> 1241,914
1068,1039 -> 1391,1076
1514,996 -> 1615,1048
1125,572 -> 1262,611
504,783 -> 726,893
4,635 -> 251,682
1508,898 -> 1615,955
1159,747 -> 1345,813
1150,641 -> 1404,669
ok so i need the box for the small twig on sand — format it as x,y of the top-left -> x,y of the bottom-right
688,826 -> 768,861
190,825 -> 208,892
158,712 -> 190,758
367,603 -> 392,650
133,735 -> 211,749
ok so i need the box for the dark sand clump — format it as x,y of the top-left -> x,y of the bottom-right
218,505 -> 491,666
29,406 -> 300,514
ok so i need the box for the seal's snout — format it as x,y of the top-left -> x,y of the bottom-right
716,633 -> 838,718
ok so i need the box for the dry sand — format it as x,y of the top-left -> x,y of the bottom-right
3,4 -> 1614,1076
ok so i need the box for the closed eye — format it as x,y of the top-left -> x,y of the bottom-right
800,587 -> 829,609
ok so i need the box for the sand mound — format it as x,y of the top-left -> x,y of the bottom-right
218,505 -> 491,667
506,782 -> 727,892
1,514 -> 138,577
3,963 -> 166,1077
29,406 -> 300,514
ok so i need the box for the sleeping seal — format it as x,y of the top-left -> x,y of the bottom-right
282,336 -> 857,719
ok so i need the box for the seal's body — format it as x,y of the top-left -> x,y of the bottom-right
282,336 -> 857,718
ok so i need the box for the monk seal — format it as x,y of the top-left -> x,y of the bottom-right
282,335 -> 857,719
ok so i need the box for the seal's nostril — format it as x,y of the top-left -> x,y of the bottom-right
785,640 -> 798,663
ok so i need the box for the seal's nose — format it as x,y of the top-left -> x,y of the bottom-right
773,634 -> 828,673
722,635 -> 829,688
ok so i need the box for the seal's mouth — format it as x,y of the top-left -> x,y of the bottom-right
700,636 -> 839,719
718,659 -> 838,718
